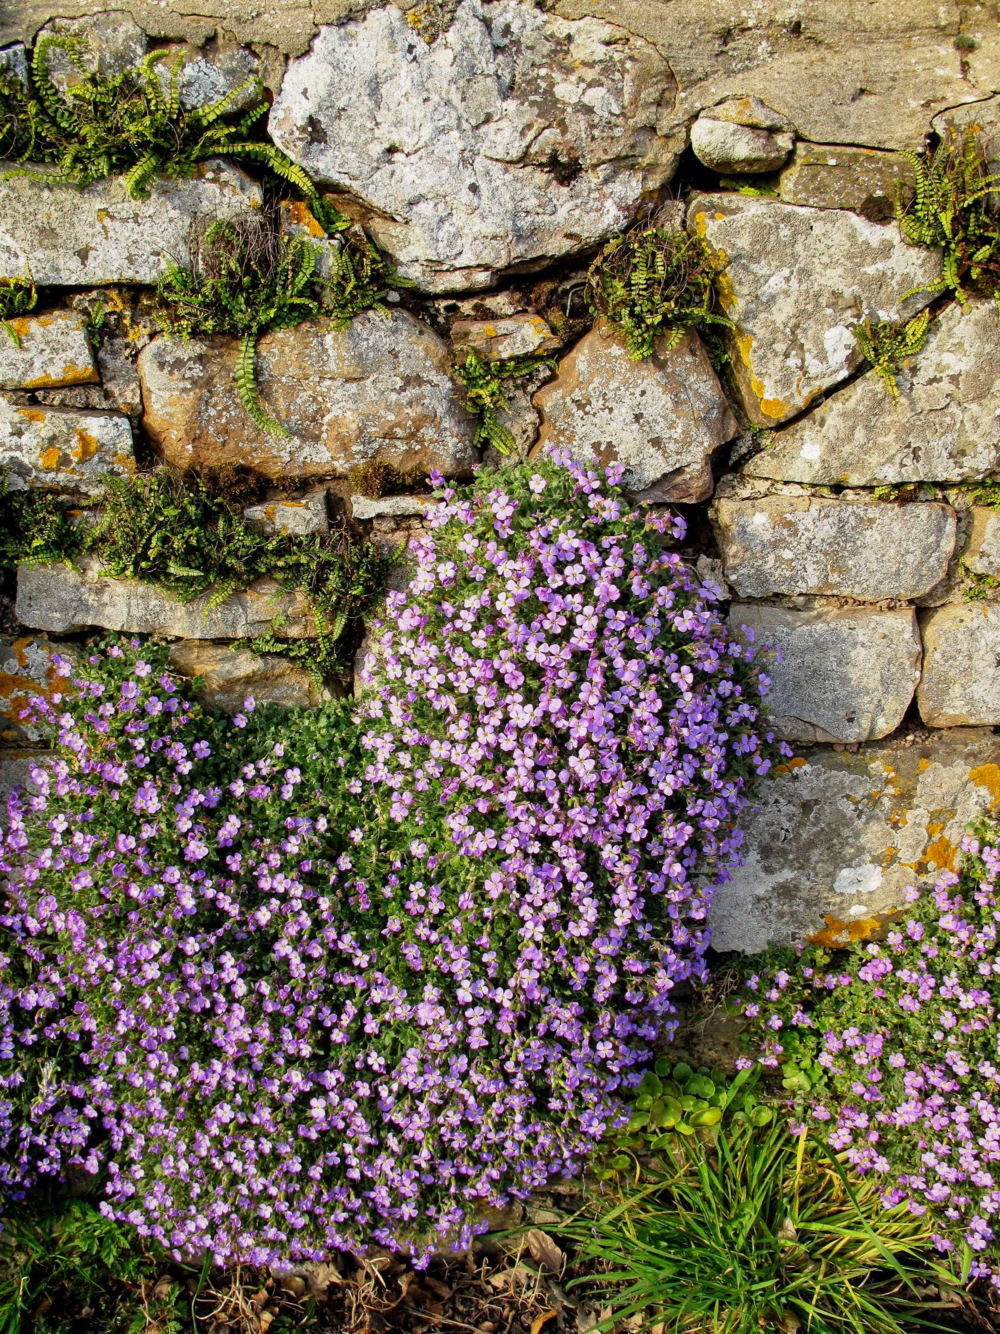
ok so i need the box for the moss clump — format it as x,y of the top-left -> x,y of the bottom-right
348,459 -> 406,499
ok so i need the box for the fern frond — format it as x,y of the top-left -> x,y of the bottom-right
235,330 -> 289,438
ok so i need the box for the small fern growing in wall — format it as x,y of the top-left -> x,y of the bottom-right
453,349 -> 555,456
0,34 -> 344,230
585,221 -> 734,361
897,124 -> 1000,306
0,268 -> 36,346
852,308 -> 930,400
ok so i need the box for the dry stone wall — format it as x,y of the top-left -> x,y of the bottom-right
1,0 -> 999,956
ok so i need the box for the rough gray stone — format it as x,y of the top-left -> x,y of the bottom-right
139,312 -> 478,481
0,635 -> 74,744
710,727 -> 1000,953
166,643 -> 331,711
778,143 -> 915,219
154,42 -> 260,112
269,0 -> 683,291
0,396 -> 133,494
730,603 -> 922,743
691,98 -> 794,173
0,160 -> 261,286
38,13 -> 147,90
244,490 -> 329,537
0,749 -> 50,819
351,495 -> 433,521
746,300 -> 1000,485
451,315 -> 561,361
965,507 -> 1000,577
531,325 -> 737,502
0,43 -> 28,85
918,602 -> 1000,727
0,310 -> 98,390
687,193 -> 941,427
16,557 -> 317,639
713,493 -> 957,600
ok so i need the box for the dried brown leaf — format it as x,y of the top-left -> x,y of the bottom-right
526,1230 -> 565,1274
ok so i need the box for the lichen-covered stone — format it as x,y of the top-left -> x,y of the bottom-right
691,97 -> 794,173
0,635 -> 73,744
268,1 -> 683,291
687,193 -> 941,426
138,313 -> 477,481
531,325 -> 737,502
166,643 -> 331,711
0,396 -> 133,494
15,557 -> 317,639
0,749 -> 50,818
0,160 -> 261,286
351,495 -> 432,521
918,602 -> 1000,727
965,507 -> 1000,577
451,315 -> 561,361
730,603 -> 921,743
0,310 -> 98,389
244,490 -> 329,537
746,300 -> 1000,484
777,143 -> 915,219
713,492 -> 957,600
710,728 -> 1000,952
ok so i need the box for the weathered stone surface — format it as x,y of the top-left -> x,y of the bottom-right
687,194 -> 941,427
691,97 -> 794,173
451,315 -> 560,361
778,144 -> 915,219
351,494 -> 432,521
166,643 -> 330,711
918,603 -> 1000,727
0,161 -> 261,286
710,728 -> 1000,952
244,490 -> 329,537
0,310 -> 98,389
154,42 -> 260,112
0,396 -> 133,494
713,493 -> 957,600
16,557 -> 317,639
730,603 -> 922,743
965,507 -> 1000,577
0,749 -> 50,818
931,95 -> 1000,143
39,13 -> 147,89
139,312 -> 478,480
269,1 -> 683,291
746,300 -> 1000,484
531,325 -> 737,501
0,636 -> 74,744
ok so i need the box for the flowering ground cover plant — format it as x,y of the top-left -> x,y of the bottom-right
0,451 -> 781,1269
740,817 -> 1000,1287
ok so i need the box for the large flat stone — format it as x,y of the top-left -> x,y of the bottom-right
918,602 -> 1000,727
746,300 -> 1000,485
731,603 -> 922,743
15,557 -> 317,639
777,143 -> 915,219
687,193 -> 941,426
530,325 -> 737,501
965,507 -> 1000,577
138,312 -> 478,481
0,310 -> 97,389
0,396 -> 133,494
268,1 -> 683,291
710,727 -> 1000,952
0,160 -> 261,286
713,493 -> 956,600
166,643 -> 330,711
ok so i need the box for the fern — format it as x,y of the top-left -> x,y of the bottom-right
852,308 -> 931,399
236,330 -> 289,436
0,266 -> 36,345
0,472 -> 78,573
453,348 -> 555,456
586,218 -> 734,360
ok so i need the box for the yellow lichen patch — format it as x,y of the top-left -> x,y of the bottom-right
25,363 -> 100,389
73,430 -> 98,463
693,211 -> 708,239
18,408 -> 46,424
970,763 -> 1000,808
809,913 -> 886,948
917,757 -> 932,772
283,199 -> 326,238
39,446 -> 63,470
921,835 -> 956,872
882,846 -> 897,867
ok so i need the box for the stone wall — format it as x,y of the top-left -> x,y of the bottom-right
2,0 -> 999,953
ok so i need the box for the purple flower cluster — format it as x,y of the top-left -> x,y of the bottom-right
742,823 -> 1000,1285
1,452 -> 780,1266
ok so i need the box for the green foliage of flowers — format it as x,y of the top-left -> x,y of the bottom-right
561,1115 -> 944,1334
853,308 -> 930,400
585,222 -> 734,361
898,124 -> 1000,306
452,348 -> 555,456
0,34 -> 336,227
0,271 -> 36,348
739,814 -> 1000,1287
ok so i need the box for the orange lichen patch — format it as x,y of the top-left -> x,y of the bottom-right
39,446 -> 63,470
970,763 -> 1000,808
283,200 -> 326,238
17,408 -> 46,424
72,429 -> 98,462
921,835 -> 957,872
0,637 -> 70,735
918,757 -> 932,772
25,363 -> 100,388
786,756 -> 807,770
809,913 -> 885,947
882,846 -> 898,867
714,265 -> 738,314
